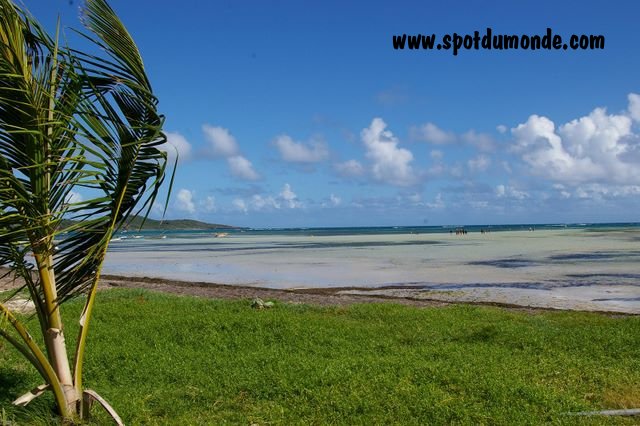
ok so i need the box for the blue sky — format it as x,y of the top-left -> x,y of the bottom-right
27,0 -> 640,227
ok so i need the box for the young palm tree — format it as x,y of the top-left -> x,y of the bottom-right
0,0 -> 169,421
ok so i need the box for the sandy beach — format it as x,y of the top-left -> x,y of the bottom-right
97,227 -> 640,314
2,227 -> 638,314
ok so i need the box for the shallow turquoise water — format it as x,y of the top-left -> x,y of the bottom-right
102,225 -> 640,313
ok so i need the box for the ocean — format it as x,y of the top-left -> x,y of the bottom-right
112,222 -> 640,238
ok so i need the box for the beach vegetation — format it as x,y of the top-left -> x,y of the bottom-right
0,0 -> 167,422
1,289 -> 638,424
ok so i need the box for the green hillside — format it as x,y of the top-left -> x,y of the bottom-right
124,216 -> 238,230
61,217 -> 238,231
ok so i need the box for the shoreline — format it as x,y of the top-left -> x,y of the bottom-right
2,267 -> 637,315
99,274 -> 640,315
100,227 -> 640,315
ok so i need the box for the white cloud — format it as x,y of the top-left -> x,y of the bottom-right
410,122 -> 455,144
430,150 -> 443,161
628,93 -> 640,122
467,154 -> 491,173
250,194 -> 280,210
469,200 -> 489,209
175,189 -> 196,214
362,118 -> 416,186
496,125 -> 507,134
232,198 -> 248,213
201,196 -> 216,213
321,193 -> 342,208
65,190 -> 83,205
572,183 -> 640,200
461,130 -> 496,152
426,163 -> 447,178
575,186 -> 590,199
151,200 -> 164,216
231,184 -> 303,212
202,124 -> 239,157
426,193 -> 445,209
411,123 -> 495,152
407,193 -> 421,203
495,184 -> 529,200
510,188 -> 530,200
512,98 -> 640,185
202,125 -> 261,181
552,183 -> 571,198
163,131 -> 192,164
334,159 -> 365,177
274,135 -> 329,163
227,155 -> 260,181
552,184 -> 572,199
280,183 -> 302,208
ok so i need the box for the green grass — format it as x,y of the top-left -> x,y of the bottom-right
1,289 -> 639,424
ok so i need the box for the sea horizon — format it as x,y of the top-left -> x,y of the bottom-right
115,220 -> 640,237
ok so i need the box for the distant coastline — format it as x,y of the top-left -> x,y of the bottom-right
61,216 -> 241,231
59,219 -> 639,234
159,222 -> 639,236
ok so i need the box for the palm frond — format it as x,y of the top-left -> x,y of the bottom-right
0,0 -> 169,418
0,0 -> 168,307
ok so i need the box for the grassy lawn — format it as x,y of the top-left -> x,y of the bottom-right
1,289 -> 639,424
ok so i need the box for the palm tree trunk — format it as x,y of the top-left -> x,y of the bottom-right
36,24 -> 78,415
37,253 -> 78,415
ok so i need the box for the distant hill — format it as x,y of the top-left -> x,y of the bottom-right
123,217 -> 239,231
61,217 -> 239,231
